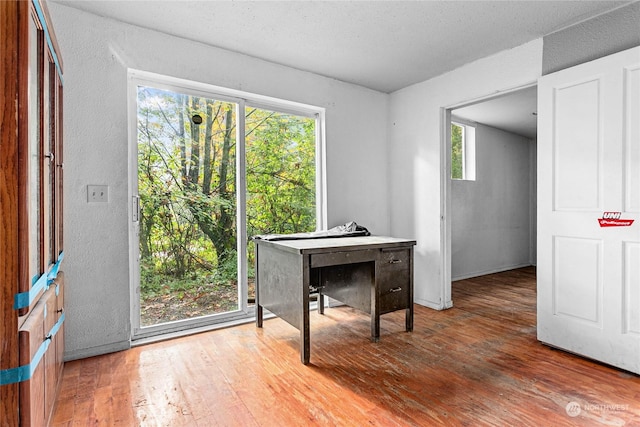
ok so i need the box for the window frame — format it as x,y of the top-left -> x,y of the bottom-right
127,69 -> 327,340
451,117 -> 476,181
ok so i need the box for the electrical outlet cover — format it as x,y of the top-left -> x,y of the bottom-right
87,185 -> 109,203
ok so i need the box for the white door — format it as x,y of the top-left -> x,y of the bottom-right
537,46 -> 640,374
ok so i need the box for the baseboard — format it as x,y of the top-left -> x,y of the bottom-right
452,263 -> 533,282
64,340 -> 131,362
414,297 -> 448,311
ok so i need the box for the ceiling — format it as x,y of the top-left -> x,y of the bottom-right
453,86 -> 538,139
51,1 -> 632,138
53,0 -> 631,94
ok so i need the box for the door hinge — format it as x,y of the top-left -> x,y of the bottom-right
132,195 -> 140,222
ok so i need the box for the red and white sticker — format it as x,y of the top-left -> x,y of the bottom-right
598,212 -> 634,227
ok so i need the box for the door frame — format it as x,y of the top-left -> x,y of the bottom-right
126,69 -> 327,341
440,82 -> 538,307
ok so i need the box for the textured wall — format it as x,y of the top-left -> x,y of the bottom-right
543,2 -> 640,75
49,3 -> 389,360
451,124 -> 534,281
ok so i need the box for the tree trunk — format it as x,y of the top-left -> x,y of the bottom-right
214,105 -> 235,261
188,96 -> 201,187
178,94 -> 187,185
202,102 -> 218,195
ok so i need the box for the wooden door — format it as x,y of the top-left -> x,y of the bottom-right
537,46 -> 640,374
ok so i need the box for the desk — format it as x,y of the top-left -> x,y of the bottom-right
255,236 -> 416,364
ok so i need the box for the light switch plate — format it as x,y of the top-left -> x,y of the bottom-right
87,185 -> 108,203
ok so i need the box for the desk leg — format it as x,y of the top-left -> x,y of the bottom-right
315,269 -> 324,315
301,255 -> 311,364
371,285 -> 380,342
256,304 -> 263,328
301,322 -> 310,365
371,262 -> 380,342
406,249 -> 414,333
255,245 -> 263,328
371,314 -> 380,343
317,292 -> 324,315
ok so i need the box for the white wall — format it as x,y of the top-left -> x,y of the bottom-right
529,139 -> 537,266
49,4 -> 390,360
388,40 -> 543,309
451,124 -> 534,281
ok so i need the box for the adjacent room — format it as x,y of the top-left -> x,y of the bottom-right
1,1 -> 639,425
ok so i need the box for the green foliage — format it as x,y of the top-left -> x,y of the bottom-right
451,123 -> 464,180
245,108 -> 316,237
137,86 -> 316,315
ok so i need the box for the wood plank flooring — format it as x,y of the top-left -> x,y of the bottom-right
51,267 -> 640,426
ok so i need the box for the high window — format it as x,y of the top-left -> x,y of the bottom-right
451,119 -> 476,181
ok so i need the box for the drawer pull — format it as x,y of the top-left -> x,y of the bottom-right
389,287 -> 402,293
389,259 -> 402,264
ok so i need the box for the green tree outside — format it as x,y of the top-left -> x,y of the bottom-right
451,123 -> 464,179
136,86 -> 316,325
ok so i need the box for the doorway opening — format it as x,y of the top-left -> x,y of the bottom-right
443,84 -> 538,306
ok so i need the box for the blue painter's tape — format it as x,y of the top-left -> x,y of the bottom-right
14,251 -> 64,310
47,251 -> 64,284
0,339 -> 50,386
0,311 -> 64,386
32,0 -> 63,83
14,273 -> 47,310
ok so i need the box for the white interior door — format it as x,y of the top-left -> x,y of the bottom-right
537,46 -> 640,374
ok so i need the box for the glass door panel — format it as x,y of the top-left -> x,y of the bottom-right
27,16 -> 41,293
245,107 -> 317,302
136,86 -> 239,327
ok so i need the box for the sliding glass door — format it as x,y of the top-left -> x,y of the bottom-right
129,71 -> 324,339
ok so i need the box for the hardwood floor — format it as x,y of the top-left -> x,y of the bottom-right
51,267 -> 640,426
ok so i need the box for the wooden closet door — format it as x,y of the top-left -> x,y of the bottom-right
0,0 -> 23,422
1,1 -> 64,424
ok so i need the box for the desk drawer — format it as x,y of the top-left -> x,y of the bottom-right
310,249 -> 377,268
379,248 -> 411,272
378,248 -> 411,313
377,266 -> 410,313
